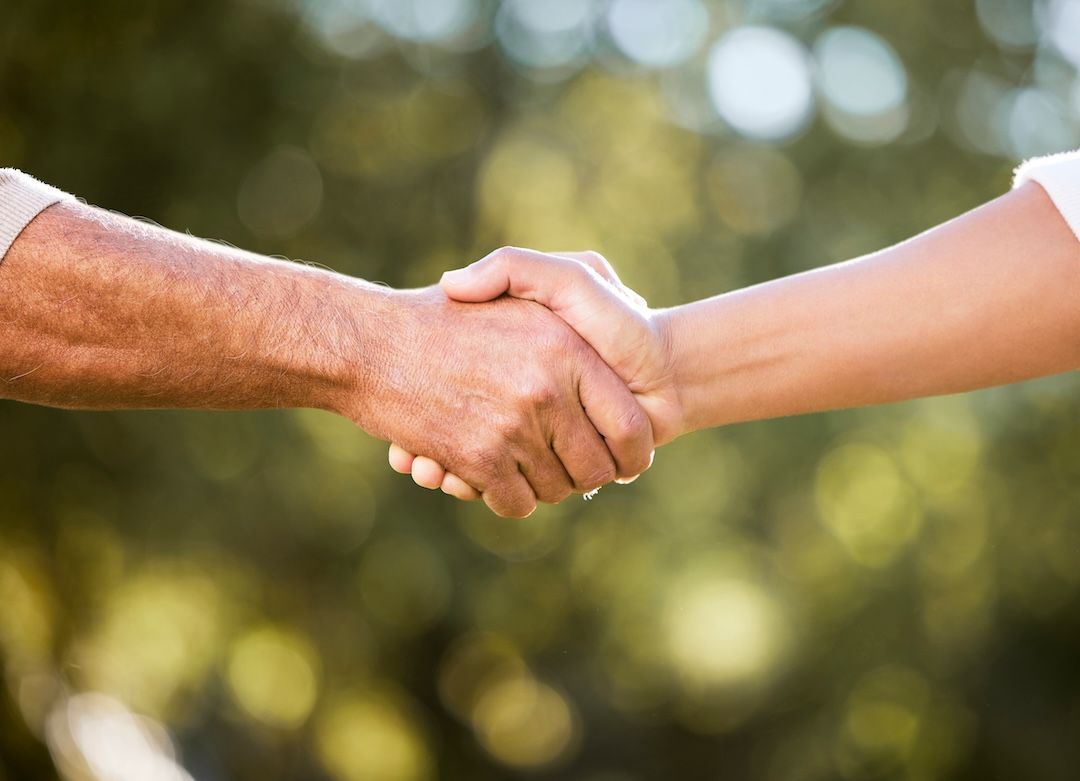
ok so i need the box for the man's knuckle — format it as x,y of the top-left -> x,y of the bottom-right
534,475 -> 573,504
523,378 -> 559,409
612,405 -> 648,443
545,328 -> 582,360
492,412 -> 526,445
479,408 -> 518,444
462,445 -> 499,482
578,462 -> 616,491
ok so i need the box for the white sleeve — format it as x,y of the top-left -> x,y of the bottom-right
0,168 -> 75,263
1013,150 -> 1080,242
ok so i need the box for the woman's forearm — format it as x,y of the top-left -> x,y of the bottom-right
664,182 -> 1080,432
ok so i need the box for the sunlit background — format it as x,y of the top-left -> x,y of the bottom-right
3,0 -> 1080,779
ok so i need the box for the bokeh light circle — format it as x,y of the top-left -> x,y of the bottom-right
1041,0 -> 1080,68
814,27 -> 906,116
975,0 -> 1039,49
316,691 -> 433,781
370,0 -> 477,44
226,626 -> 320,729
46,694 -> 195,781
706,144 -> 803,236
749,0 -> 837,22
1004,87 -> 1080,159
237,146 -> 323,240
606,0 -> 709,68
495,0 -> 595,71
814,26 -> 908,144
665,575 -> 786,689
300,0 -> 386,60
471,674 -> 579,770
707,26 -> 815,141
815,443 -> 922,567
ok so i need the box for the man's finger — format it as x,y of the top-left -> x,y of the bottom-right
577,359 -> 655,479
550,404 -> 619,493
517,441 -> 576,504
482,469 -> 538,519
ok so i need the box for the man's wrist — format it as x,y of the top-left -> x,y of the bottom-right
312,279 -> 408,430
0,195 -> 411,419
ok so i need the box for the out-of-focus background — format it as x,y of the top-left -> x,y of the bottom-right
2,0 -> 1080,779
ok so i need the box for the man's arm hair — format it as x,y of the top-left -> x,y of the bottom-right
1,200 -> 374,413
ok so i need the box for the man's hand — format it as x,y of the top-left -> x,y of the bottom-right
347,284 -> 654,517
387,248 -> 686,499
0,200 -> 651,519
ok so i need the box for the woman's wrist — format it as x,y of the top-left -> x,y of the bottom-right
644,305 -> 696,443
651,288 -> 801,435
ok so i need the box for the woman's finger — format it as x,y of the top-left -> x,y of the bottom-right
388,443 -> 415,474
558,250 -> 649,308
441,472 -> 481,501
411,456 -> 445,489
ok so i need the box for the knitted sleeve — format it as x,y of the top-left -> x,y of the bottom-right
0,168 -> 74,262
1014,150 -> 1080,242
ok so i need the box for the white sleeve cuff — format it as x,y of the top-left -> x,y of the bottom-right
0,168 -> 74,262
1013,150 -> 1080,242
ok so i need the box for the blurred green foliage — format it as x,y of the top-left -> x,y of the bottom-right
2,1 -> 1080,779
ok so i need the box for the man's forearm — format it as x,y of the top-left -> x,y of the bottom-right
664,182 -> 1080,431
0,200 -> 383,414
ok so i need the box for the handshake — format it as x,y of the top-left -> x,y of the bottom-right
339,173 -> 1080,520
5,176 -> 1072,516
362,247 -> 684,519
1,185 -> 685,517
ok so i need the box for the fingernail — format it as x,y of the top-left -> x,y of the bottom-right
615,474 -> 640,485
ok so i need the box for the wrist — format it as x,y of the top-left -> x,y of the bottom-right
654,288 -> 802,433
658,300 -> 737,436
316,280 -> 409,429
642,306 -> 692,443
